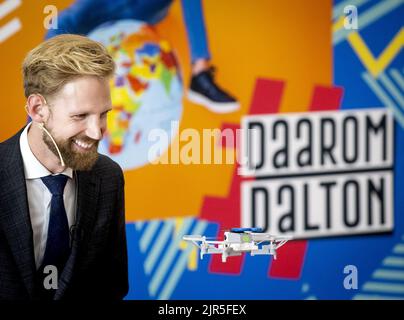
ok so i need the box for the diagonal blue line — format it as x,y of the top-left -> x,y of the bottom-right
373,269 -> 404,281
334,0 -> 404,45
148,218 -> 193,297
383,256 -> 404,267
390,69 -> 404,91
393,244 -> 404,254
135,221 -> 144,231
140,220 -> 160,253
362,72 -> 404,128
362,281 -> 404,294
144,219 -> 174,275
379,72 -> 404,109
158,221 -> 208,300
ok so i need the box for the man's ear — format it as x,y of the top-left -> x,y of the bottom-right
26,94 -> 48,123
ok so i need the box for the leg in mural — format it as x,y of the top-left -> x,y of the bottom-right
46,0 -> 239,113
180,0 -> 239,113
45,0 -> 173,38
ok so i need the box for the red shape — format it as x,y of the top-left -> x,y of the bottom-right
161,50 -> 178,69
200,78 -> 285,275
249,78 -> 285,115
309,85 -> 344,111
218,124 -> 240,148
134,131 -> 142,144
269,240 -> 308,279
109,143 -> 122,154
267,84 -> 343,279
127,74 -> 149,93
208,255 -> 245,275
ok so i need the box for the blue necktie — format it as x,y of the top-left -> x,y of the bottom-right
40,174 -> 70,273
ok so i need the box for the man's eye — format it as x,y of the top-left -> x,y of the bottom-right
72,114 -> 86,119
101,110 -> 110,118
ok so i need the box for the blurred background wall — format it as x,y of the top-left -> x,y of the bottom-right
0,0 -> 403,299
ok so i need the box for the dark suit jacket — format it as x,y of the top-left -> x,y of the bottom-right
0,129 -> 129,300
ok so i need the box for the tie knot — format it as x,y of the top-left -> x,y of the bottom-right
41,174 -> 69,196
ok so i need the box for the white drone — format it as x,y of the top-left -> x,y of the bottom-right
183,228 -> 292,262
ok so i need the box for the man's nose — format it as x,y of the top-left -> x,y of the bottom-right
86,117 -> 103,141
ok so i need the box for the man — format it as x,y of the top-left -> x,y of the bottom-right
0,34 -> 128,300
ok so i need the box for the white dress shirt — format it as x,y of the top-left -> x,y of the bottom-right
19,123 -> 77,269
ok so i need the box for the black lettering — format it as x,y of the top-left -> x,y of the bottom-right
277,185 -> 295,232
366,114 -> 387,162
296,118 -> 313,167
320,118 -> 337,165
320,181 -> 337,229
342,116 -> 358,163
304,184 -> 319,231
368,177 -> 385,225
248,122 -> 265,170
251,187 -> 269,232
343,180 -> 360,227
272,120 -> 289,168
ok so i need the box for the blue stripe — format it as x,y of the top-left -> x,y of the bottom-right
362,72 -> 404,128
379,72 -> 404,110
140,220 -> 160,253
362,281 -> 404,294
390,69 -> 404,91
144,220 -> 174,275
148,218 -> 193,297
158,220 -> 208,300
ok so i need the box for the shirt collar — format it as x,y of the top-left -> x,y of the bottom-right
19,122 -> 73,180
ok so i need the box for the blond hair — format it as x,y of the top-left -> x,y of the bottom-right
22,34 -> 115,98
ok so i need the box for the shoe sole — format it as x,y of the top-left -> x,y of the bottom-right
187,90 -> 240,113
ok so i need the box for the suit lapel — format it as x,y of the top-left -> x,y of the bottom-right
55,169 -> 100,299
0,134 -> 36,298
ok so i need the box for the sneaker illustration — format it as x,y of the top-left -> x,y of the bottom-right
188,67 -> 240,113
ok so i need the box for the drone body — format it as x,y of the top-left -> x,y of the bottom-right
183,228 -> 291,262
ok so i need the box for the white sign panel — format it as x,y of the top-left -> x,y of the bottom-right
240,108 -> 394,239
241,171 -> 393,238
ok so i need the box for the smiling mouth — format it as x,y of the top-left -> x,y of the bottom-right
73,139 -> 94,151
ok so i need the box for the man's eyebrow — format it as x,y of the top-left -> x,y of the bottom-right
69,107 -> 112,115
